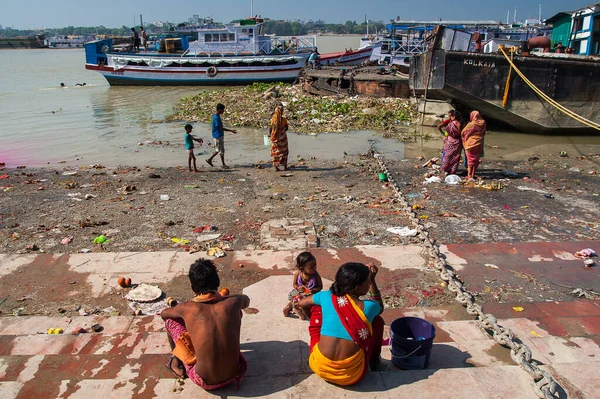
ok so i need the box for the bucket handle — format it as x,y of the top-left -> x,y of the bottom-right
389,341 -> 423,359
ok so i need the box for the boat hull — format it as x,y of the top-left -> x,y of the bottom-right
86,64 -> 303,85
320,47 -> 374,66
410,50 -> 600,134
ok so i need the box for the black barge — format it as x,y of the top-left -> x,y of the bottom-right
410,50 -> 600,134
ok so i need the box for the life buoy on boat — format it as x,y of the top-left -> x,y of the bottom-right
206,66 -> 218,78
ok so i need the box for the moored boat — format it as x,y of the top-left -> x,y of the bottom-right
318,45 -> 378,66
84,18 -> 315,86
47,34 -> 96,49
410,26 -> 600,134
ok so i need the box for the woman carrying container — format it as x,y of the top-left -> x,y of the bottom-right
298,262 -> 384,386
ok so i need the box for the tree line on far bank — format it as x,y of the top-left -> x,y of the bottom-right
0,20 -> 388,39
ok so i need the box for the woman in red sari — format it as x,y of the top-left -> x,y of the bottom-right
441,111 -> 463,175
269,104 -> 289,171
461,110 -> 486,180
299,262 -> 384,386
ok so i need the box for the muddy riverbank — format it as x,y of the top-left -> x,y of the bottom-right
1,149 -> 598,317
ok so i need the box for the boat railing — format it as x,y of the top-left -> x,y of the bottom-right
394,38 -> 429,55
186,35 -> 316,56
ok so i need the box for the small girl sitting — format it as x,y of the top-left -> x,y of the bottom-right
283,252 -> 323,320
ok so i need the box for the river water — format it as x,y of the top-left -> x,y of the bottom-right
1,35 -> 599,168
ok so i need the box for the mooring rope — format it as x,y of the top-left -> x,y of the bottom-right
499,46 -> 600,131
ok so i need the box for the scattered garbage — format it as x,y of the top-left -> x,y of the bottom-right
572,288 -> 598,299
386,226 -> 418,237
102,306 -> 121,316
502,170 -> 519,177
196,234 -> 221,243
160,194 -> 170,201
207,247 -> 226,257
422,157 -> 439,168
423,176 -> 442,185
93,235 -> 109,245
575,248 -> 596,258
47,328 -> 64,334
584,259 -> 596,268
378,172 -> 388,182
444,174 -> 461,185
72,327 -> 87,335
78,308 -> 89,316
167,83 -> 415,138
193,225 -> 218,233
512,306 -> 524,312
91,324 -> 104,333
62,171 -> 78,176
517,186 -> 549,194
171,237 -> 190,245
148,173 -> 161,179
569,167 -> 580,173
184,185 -> 199,189
61,236 -> 73,245
559,151 -> 568,157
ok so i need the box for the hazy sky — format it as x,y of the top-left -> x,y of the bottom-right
1,0 -> 590,29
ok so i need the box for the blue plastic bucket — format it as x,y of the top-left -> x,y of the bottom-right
389,317 -> 436,370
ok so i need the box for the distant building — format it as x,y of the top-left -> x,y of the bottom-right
546,3 -> 600,55
545,12 -> 573,48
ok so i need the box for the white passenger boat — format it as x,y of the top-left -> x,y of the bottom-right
47,34 -> 96,49
84,18 -> 316,85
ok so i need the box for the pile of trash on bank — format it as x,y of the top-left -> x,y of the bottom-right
167,83 -> 417,140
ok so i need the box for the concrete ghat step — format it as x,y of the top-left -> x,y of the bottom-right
0,278 -> 597,398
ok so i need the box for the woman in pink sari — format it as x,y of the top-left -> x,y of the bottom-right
441,111 -> 463,175
461,110 -> 486,180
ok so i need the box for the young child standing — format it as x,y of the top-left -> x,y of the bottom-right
184,124 -> 204,172
206,103 -> 237,169
283,252 -> 323,320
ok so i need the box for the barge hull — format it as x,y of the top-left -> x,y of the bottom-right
410,50 -> 600,134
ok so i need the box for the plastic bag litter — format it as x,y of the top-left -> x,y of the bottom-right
575,248 -> 597,258
445,174 -> 461,185
386,226 -> 418,237
423,176 -> 442,185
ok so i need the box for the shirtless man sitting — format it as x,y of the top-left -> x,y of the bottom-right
161,258 -> 250,390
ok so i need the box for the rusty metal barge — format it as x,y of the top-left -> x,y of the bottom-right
410,46 -> 600,134
300,66 -> 411,98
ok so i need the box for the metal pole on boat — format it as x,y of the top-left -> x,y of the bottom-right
251,0 -> 254,17
506,11 -> 510,25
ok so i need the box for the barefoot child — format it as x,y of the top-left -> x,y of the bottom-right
184,124 -> 204,172
206,103 -> 237,169
283,252 -> 323,320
